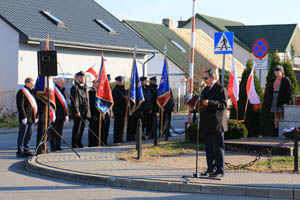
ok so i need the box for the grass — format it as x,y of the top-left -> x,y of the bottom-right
117,140 -> 204,162
0,120 -> 19,128
253,156 -> 300,172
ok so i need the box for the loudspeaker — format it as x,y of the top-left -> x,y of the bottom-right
37,51 -> 57,76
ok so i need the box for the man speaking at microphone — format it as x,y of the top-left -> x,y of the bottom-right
200,69 -> 228,178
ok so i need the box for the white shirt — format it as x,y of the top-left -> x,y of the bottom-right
209,80 -> 217,90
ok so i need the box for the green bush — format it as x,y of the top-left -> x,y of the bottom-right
230,58 -> 263,137
225,119 -> 248,140
186,123 -> 205,143
261,51 -> 300,136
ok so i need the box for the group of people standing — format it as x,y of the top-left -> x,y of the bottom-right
16,71 -> 174,157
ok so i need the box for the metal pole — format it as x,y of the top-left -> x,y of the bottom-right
294,128 -> 299,172
222,54 -> 225,86
154,114 -> 158,146
188,0 -> 196,124
137,119 -> 142,160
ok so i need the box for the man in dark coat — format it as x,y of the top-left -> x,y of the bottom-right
16,77 -> 37,157
160,89 -> 174,140
140,77 -> 152,138
112,76 -> 128,144
200,69 -> 228,178
70,71 -> 91,148
149,77 -> 158,139
50,77 -> 69,151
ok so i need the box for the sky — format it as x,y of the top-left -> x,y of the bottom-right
96,0 -> 300,26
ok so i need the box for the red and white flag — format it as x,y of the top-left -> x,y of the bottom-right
246,64 -> 261,111
228,57 -> 239,108
86,66 -> 98,79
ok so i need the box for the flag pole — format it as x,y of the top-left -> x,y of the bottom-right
160,108 -> 164,138
44,102 -> 48,152
122,45 -> 137,141
98,113 -> 102,146
243,95 -> 249,122
44,36 -> 50,153
236,104 -> 239,120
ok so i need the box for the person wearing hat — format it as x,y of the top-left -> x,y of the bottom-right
49,77 -> 69,151
112,76 -> 128,144
270,65 -> 292,136
149,76 -> 159,138
140,76 -> 152,139
70,71 -> 91,148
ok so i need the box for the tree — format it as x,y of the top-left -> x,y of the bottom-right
230,58 -> 263,137
260,51 -> 300,136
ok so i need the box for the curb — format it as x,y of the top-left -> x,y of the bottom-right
25,157 -> 300,199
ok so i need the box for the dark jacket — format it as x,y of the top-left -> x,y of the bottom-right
16,86 -> 35,124
112,85 -> 128,116
36,97 -> 46,124
89,88 -> 100,121
141,85 -> 152,112
164,90 -> 175,112
70,81 -> 91,119
200,82 -> 228,133
55,85 -> 68,120
271,77 -> 292,107
149,83 -> 159,113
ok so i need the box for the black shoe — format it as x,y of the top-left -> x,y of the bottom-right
200,171 -> 214,176
16,152 -> 27,158
24,151 -> 33,157
209,172 -> 224,178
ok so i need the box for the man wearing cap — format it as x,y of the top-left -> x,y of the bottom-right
50,77 -> 69,151
16,77 -> 38,157
149,76 -> 159,138
70,71 -> 91,148
140,77 -> 152,138
112,76 -> 128,144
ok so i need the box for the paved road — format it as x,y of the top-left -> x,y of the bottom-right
0,115 -> 279,200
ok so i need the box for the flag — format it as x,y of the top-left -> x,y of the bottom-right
95,57 -> 114,115
228,57 -> 239,108
86,66 -> 98,79
157,57 -> 170,108
128,59 -> 144,115
35,76 -> 56,122
246,63 -> 261,111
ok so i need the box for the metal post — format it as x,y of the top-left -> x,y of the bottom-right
154,114 -> 158,146
137,119 -> 142,160
294,128 -> 299,172
259,69 -> 262,86
222,54 -> 225,86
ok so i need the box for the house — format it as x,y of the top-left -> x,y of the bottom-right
0,0 -> 155,109
124,19 -> 245,98
180,14 -> 300,88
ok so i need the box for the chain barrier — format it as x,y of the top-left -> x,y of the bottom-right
225,138 -> 290,170
170,124 -> 185,135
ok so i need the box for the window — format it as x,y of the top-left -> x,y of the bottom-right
170,40 -> 186,53
41,10 -> 67,28
95,19 -> 118,35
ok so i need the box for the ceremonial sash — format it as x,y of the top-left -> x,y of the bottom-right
54,86 -> 68,116
21,88 -> 38,119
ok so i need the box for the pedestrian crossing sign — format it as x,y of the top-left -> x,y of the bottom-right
214,32 -> 234,54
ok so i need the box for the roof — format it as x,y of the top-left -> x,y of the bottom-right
0,0 -> 155,53
226,24 -> 298,52
172,28 -> 245,77
124,20 -> 202,74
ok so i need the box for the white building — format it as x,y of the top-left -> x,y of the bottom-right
0,0 -> 155,109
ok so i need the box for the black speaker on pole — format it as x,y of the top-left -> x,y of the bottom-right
37,51 -> 58,76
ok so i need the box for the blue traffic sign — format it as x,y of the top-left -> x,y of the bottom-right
214,32 -> 234,54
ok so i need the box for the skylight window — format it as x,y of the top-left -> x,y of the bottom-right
41,10 -> 67,28
170,40 -> 186,53
95,19 -> 118,35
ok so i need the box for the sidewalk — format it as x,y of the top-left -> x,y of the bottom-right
26,142 -> 300,199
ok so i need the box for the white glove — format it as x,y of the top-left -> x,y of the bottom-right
35,118 -> 39,123
65,116 -> 69,124
22,118 -> 27,125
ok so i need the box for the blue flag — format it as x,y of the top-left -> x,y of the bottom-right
95,57 -> 114,115
157,57 -> 170,108
128,59 -> 144,115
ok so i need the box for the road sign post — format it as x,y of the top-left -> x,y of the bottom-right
214,32 -> 234,86
252,39 -> 269,86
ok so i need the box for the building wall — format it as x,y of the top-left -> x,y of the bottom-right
183,19 -> 251,67
146,53 -> 187,97
18,44 -> 147,87
0,18 -> 19,109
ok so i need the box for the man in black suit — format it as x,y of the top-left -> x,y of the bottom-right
200,69 -> 228,178
16,77 -> 38,157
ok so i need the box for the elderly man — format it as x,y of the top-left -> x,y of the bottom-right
200,69 -> 228,178
16,77 -> 38,157
70,71 -> 90,148
50,77 -> 69,151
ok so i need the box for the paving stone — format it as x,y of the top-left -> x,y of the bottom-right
201,185 -> 223,195
158,182 -> 181,192
222,186 -> 246,196
294,189 -> 300,200
268,188 -> 293,199
245,188 -> 268,198
179,183 -> 201,193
